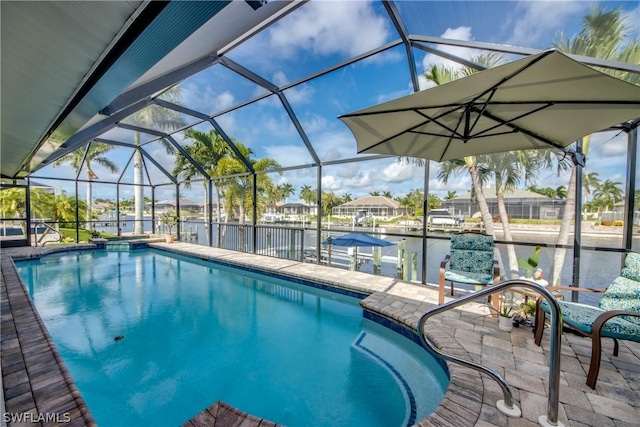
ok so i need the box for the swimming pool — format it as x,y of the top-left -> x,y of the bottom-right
16,248 -> 448,426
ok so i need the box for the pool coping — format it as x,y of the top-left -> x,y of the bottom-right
1,244 -> 98,427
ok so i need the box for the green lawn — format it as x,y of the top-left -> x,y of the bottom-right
59,228 -> 116,242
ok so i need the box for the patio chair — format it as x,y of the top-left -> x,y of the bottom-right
533,251 -> 640,388
438,231 -> 500,312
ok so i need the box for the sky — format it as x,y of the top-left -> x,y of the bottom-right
33,0 -> 640,204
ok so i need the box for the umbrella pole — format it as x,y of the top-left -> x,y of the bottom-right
421,196 -> 428,284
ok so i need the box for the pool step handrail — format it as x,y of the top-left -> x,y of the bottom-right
33,221 -> 62,247
418,280 -> 564,427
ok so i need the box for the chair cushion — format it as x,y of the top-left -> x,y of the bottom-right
621,252 -> 640,282
450,233 -> 494,251
540,300 -> 640,342
450,249 -> 494,276
445,269 -> 494,285
599,275 -> 640,325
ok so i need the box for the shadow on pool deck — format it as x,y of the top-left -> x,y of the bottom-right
1,242 -> 639,426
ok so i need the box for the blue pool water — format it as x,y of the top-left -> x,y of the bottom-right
16,249 -> 448,427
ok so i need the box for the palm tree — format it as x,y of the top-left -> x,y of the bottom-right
397,188 -> 426,216
128,87 -> 184,235
53,191 -> 89,229
0,188 -> 43,235
321,191 -> 343,216
54,142 -> 118,226
369,191 -> 381,196
585,197 -> 609,219
437,157 -> 495,236
396,194 -> 411,216
0,188 -> 27,220
172,128 -> 231,244
593,179 -> 623,210
217,143 -> 281,224
487,150 -> 554,277
444,190 -> 457,200
555,185 -> 568,200
551,6 -> 640,284
277,183 -> 295,203
299,185 -> 316,207
342,193 -> 353,203
426,194 -> 441,212
583,172 -> 601,202
486,152 -> 524,277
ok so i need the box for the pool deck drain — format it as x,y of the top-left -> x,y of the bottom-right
1,242 -> 639,426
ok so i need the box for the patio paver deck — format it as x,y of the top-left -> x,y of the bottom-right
2,244 -> 97,427
2,242 -> 639,426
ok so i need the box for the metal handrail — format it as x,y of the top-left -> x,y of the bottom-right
33,221 -> 63,247
418,280 -> 564,427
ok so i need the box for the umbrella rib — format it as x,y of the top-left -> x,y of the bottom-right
477,105 -> 568,151
415,106 -> 467,161
359,116 -> 432,154
468,102 -> 554,138
467,88 -> 498,138
414,106 -> 465,138
468,50 -> 555,108
361,106 -> 462,154
340,105 -> 434,118
411,130 -> 517,140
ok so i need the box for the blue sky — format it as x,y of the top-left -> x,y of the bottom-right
34,0 -> 640,203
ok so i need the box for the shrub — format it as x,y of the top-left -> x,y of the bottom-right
601,220 -> 614,226
613,220 -> 624,226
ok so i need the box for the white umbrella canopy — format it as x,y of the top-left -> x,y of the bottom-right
338,50 -> 640,163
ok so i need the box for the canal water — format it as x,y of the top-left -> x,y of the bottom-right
96,216 -> 636,305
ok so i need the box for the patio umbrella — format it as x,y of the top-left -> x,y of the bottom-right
338,50 -> 640,164
323,232 -> 395,247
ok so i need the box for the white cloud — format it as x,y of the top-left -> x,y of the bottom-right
322,175 -> 342,191
272,71 -> 288,86
589,131 -> 628,158
300,113 -> 329,135
264,145 -> 313,167
376,88 -> 412,105
216,91 -> 235,110
505,1 -> 587,47
312,129 -> 359,161
381,162 -> 420,183
421,27 -> 478,71
283,82 -> 315,105
216,112 -> 236,136
322,147 -> 344,162
269,1 -> 391,59
182,80 -> 236,115
334,163 -> 361,179
418,26 -> 486,90
343,171 -> 373,188
429,175 -> 471,194
270,71 -> 317,104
